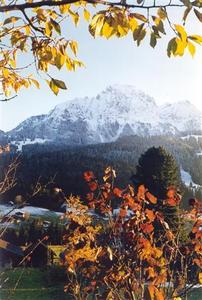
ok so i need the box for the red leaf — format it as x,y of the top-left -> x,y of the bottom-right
89,181 -> 98,191
86,193 -> 94,201
113,187 -> 122,197
140,222 -> 154,234
84,171 -> 95,182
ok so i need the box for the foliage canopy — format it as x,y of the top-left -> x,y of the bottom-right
61,167 -> 202,300
1,0 -> 202,99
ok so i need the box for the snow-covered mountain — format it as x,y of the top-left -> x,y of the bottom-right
4,85 -> 202,146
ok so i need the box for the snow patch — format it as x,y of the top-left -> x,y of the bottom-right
12,138 -> 50,151
180,168 -> 201,189
181,135 -> 202,142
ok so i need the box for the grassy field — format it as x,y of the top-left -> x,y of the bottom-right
0,267 -> 71,300
0,267 -> 201,300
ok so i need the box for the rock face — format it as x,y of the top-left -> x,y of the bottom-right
4,85 -> 202,145
0,130 -> 7,144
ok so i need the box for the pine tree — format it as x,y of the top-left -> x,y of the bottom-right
133,146 -> 180,198
133,146 -> 182,230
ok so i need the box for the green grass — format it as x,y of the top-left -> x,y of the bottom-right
0,267 -> 71,300
0,268 -> 201,300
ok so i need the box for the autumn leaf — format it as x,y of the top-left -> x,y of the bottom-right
113,187 -> 122,197
140,222 -> 154,234
146,192 -> 157,204
84,171 -> 95,182
83,9 -> 91,22
89,181 -> 98,192
145,209 -> 155,222
148,284 -> 155,300
137,184 -> 146,201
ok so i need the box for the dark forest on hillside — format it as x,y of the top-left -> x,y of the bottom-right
1,135 -> 202,210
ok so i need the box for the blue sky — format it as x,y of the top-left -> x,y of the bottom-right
1,7 -> 202,131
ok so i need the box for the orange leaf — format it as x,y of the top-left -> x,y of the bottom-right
166,187 -> 176,198
113,187 -> 122,197
166,197 -> 179,206
148,284 -> 155,300
155,288 -> 164,300
140,222 -> 154,234
145,209 -> 155,222
137,184 -> 146,201
146,191 -> 157,204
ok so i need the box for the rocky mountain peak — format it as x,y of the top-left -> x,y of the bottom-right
2,85 -> 202,147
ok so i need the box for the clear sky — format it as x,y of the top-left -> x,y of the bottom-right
1,7 -> 202,131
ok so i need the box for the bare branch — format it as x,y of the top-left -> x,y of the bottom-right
0,155 -> 20,195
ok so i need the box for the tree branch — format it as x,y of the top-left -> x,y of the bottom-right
20,9 -> 44,34
0,0 -> 185,13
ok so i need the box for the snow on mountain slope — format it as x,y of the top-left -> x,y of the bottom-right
180,168 -> 201,189
5,85 -> 202,146
159,101 -> 202,132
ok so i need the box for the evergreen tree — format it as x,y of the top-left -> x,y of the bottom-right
133,146 -> 181,198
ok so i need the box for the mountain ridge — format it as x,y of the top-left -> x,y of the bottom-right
2,84 -> 202,146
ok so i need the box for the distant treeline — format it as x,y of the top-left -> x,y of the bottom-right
1,135 -> 202,209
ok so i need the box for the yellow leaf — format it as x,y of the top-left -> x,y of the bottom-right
117,25 -> 129,37
2,68 -> 9,78
132,13 -> 147,22
3,16 -> 21,25
89,13 -> 105,37
52,78 -> 67,90
24,25 -> 31,35
59,4 -> 70,14
175,24 -> 187,42
55,53 -> 65,69
187,41 -> 196,57
129,17 -> 138,31
188,35 -> 202,44
69,9 -> 79,26
47,79 -> 59,95
50,18 -> 61,34
101,21 -> 114,39
45,22 -> 53,37
69,41 -> 78,56
95,16 -> 105,36
157,7 -> 167,20
107,246 -> 113,261
31,78 -> 40,89
174,38 -> 186,56
167,37 -> 177,57
199,272 -> 202,284
83,9 -> 90,22
9,59 -> 16,68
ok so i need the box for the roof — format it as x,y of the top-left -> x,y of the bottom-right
0,239 -> 24,256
